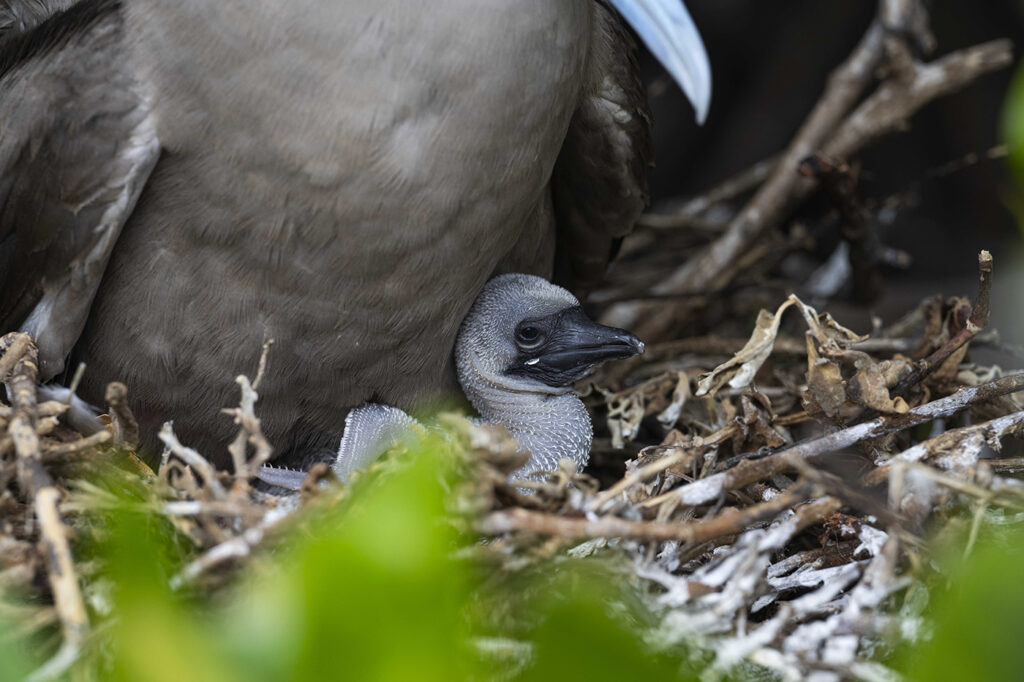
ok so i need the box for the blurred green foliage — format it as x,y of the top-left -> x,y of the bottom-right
0,620 -> 33,681
894,524 -> 1024,682
1001,57 -> 1024,245
5,435 -> 1022,681
1003,60 -> 1024,193
2,440 -> 698,682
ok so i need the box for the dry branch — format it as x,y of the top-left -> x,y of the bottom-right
612,3 -> 893,330
605,0 -> 1012,338
225,341 -> 275,483
478,481 -> 829,543
827,41 -> 1012,160
104,382 -> 139,447
865,409 -> 1024,486
889,250 -> 993,398
637,155 -> 779,230
42,431 -> 112,463
641,373 -> 1024,509
0,334 -> 89,680
158,422 -> 228,501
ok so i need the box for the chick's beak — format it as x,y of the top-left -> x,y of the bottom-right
536,307 -> 644,379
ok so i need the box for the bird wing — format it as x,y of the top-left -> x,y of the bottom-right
550,2 -> 653,297
0,0 -> 78,44
0,0 -> 159,379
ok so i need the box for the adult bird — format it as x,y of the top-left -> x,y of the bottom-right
0,0 -> 710,465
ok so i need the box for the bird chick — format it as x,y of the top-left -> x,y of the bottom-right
455,273 -> 643,479
261,274 -> 643,490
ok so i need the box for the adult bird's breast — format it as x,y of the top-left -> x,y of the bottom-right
76,0 -> 598,461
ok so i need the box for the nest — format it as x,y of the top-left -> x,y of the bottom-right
2,248 -> 1022,681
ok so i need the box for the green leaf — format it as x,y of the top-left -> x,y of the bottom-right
895,526 -> 1024,682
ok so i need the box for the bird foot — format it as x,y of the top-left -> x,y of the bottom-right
256,464 -> 307,491
34,384 -> 104,436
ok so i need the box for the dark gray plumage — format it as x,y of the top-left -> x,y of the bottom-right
0,0 -> 709,465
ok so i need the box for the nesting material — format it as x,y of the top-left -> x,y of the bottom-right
2,247 -> 1021,681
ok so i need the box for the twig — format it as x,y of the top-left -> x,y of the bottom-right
42,431 -> 112,463
637,155 -> 779,230
252,339 -> 274,391
989,458 -> 1024,475
225,342 -> 275,482
864,408 -> 1024,486
169,505 -> 292,590
104,382 -> 139,447
0,401 -> 69,420
799,155 -> 886,303
890,250 -> 993,397
480,481 -> 822,543
642,374 -> 1024,508
616,2 -> 894,330
587,450 -> 691,512
962,497 -> 992,560
0,333 -> 31,379
891,461 -> 1024,511
229,375 -> 274,480
826,42 -> 1012,161
157,422 -> 228,500
0,334 -> 88,679
161,500 -> 259,517
65,363 -> 86,401
609,12 -> 1011,338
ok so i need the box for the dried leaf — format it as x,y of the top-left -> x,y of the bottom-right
847,361 -> 909,414
929,341 -> 971,389
603,388 -> 645,449
802,337 -> 846,418
792,297 -> 868,350
696,299 -> 797,396
734,394 -> 786,451
697,295 -> 869,399
657,372 -> 692,428
879,358 -> 914,386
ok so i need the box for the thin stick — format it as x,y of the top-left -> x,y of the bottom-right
169,506 -> 291,590
42,431 -> 112,463
890,250 -> 994,397
863,408 -> 1024,486
0,334 -> 89,679
587,450 -> 691,512
480,482 -> 822,543
252,339 -> 274,391
157,422 -> 228,500
642,374 -> 1024,508
104,382 -> 139,447
226,341 -> 275,481
65,363 -> 86,401
638,155 -> 780,230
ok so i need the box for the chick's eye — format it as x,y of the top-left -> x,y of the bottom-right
515,324 -> 544,347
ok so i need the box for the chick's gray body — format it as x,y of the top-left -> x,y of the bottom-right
260,273 -> 643,491
0,0 -> 685,464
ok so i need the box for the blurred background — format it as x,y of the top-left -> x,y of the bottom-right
611,0 -> 1024,351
